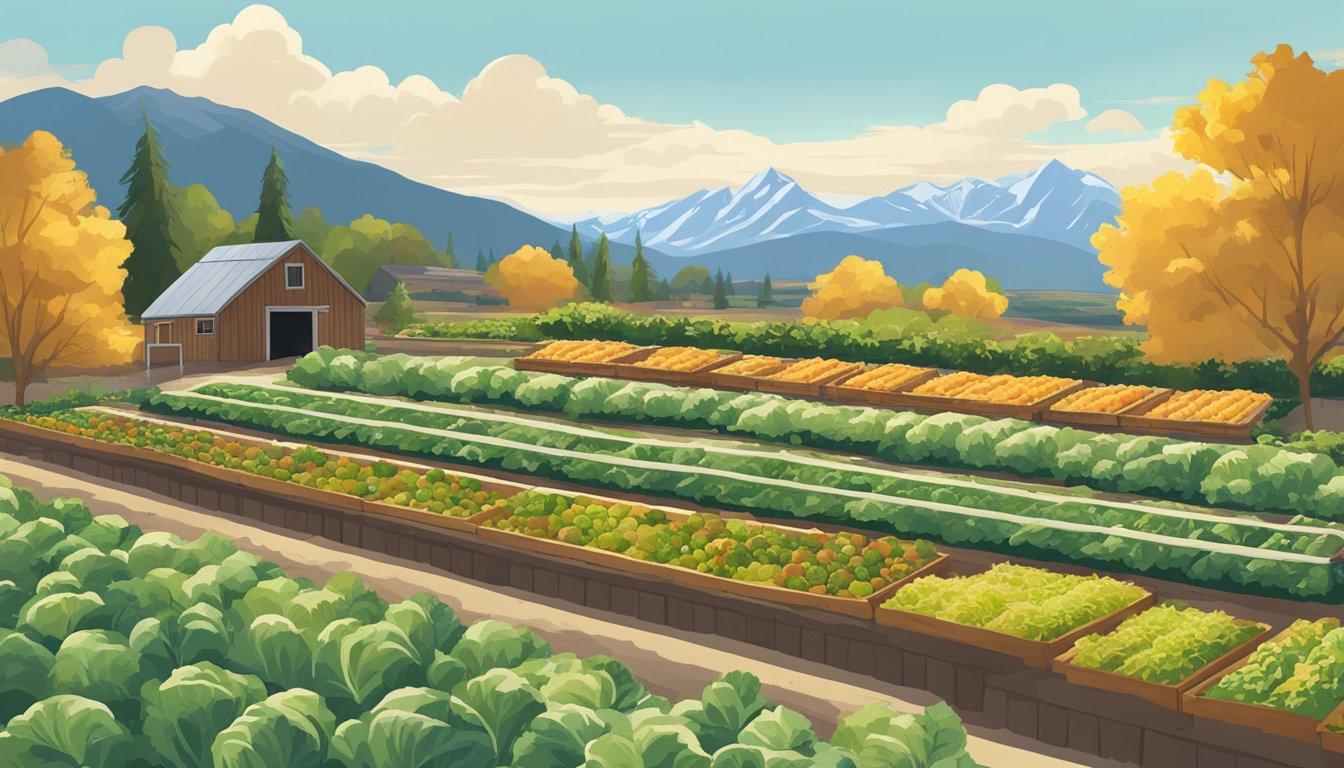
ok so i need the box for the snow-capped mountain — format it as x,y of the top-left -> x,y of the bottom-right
574,160 -> 1120,255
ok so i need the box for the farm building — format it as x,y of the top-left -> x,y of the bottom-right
141,240 -> 367,364
366,264 -> 501,303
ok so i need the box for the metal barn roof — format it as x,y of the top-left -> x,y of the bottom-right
140,240 -> 366,319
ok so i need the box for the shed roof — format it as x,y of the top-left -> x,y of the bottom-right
141,240 -> 366,319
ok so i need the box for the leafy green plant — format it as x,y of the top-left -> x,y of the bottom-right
0,473 -> 981,768
1069,604 -> 1262,684
1202,618 -> 1344,718
881,564 -> 1148,641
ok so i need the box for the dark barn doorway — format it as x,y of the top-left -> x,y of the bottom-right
269,310 -> 315,360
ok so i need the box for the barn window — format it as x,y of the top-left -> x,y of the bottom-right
154,322 -> 172,344
285,263 -> 305,290
196,318 -> 215,335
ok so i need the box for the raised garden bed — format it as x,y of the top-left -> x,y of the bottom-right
875,591 -> 1155,669
1043,387 -> 1174,428
609,348 -> 743,385
1051,619 -> 1270,711
1119,393 -> 1274,440
1183,624 -> 1344,743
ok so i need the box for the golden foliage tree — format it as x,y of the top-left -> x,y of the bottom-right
801,255 -> 903,320
922,269 -> 1008,319
1094,46 -> 1344,428
0,131 -> 139,406
486,244 -> 580,311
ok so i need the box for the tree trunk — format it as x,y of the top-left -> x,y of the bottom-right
12,370 -> 28,409
1296,360 -> 1315,432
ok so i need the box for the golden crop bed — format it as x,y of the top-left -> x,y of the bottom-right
1051,385 -> 1158,414
910,372 -> 1081,406
716,356 -> 786,377
530,340 -> 640,363
1144,389 -> 1273,424
767,357 -> 860,384
842,364 -> 935,393
634,346 -> 727,372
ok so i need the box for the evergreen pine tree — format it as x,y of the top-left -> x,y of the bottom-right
488,247 -> 496,266
443,231 -> 455,267
657,278 -> 671,300
567,225 -> 589,286
119,112 -> 182,319
629,230 -> 653,302
254,147 -> 295,242
475,250 -> 487,271
550,241 -> 565,263
374,281 -> 417,329
713,269 -> 728,310
725,271 -> 737,296
590,234 -> 613,302
757,273 -> 774,308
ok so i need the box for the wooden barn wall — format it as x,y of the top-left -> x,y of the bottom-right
143,317 -> 218,364
217,246 -> 366,361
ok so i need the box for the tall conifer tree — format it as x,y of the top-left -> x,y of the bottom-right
119,113 -> 182,318
756,274 -> 774,308
590,234 -> 613,302
567,225 -> 589,286
713,269 -> 728,310
629,230 -> 653,302
254,148 -> 294,242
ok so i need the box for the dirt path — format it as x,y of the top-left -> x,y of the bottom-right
0,454 -> 1115,768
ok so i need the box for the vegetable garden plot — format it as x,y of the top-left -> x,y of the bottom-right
287,351 -> 1326,520
5,409 -> 955,615
1184,618 -> 1344,742
0,475 -> 983,768
478,488 -> 949,620
873,563 -> 1155,668
1052,604 -> 1270,711
143,383 -> 1344,598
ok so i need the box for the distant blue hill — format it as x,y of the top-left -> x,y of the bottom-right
0,86 -> 632,264
647,223 -> 1110,291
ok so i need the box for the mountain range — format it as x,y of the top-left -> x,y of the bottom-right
0,86 -> 1118,291
575,161 -> 1119,255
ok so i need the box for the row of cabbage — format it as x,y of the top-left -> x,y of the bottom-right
142,383 -> 1344,599
0,476 -> 980,768
289,349 -> 1341,519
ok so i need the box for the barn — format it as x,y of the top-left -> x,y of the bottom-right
141,240 -> 367,364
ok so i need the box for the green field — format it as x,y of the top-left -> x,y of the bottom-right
1003,290 -> 1130,328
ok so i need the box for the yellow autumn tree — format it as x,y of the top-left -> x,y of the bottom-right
0,131 -> 139,406
922,269 -> 1008,319
801,255 -> 903,320
486,244 -> 580,311
1094,46 -> 1344,428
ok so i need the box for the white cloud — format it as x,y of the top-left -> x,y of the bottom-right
0,4 -> 1188,214
939,83 -> 1086,138
1085,108 -> 1145,135
1312,49 -> 1344,68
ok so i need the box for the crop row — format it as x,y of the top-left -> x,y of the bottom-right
289,349 -> 1342,519
20,410 -> 942,602
140,382 -> 1344,598
0,475 -> 980,768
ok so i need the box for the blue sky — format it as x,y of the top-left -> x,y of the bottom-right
7,0 -> 1340,143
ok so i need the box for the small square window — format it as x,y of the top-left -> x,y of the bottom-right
285,263 -> 305,290
196,319 -> 214,335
